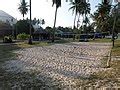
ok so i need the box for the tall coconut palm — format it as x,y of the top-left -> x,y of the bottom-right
69,1 -> 90,27
18,0 -> 29,20
97,3 -> 111,20
69,1 -> 83,40
81,2 -> 90,20
79,1 -> 90,33
91,2 -> 111,29
52,0 -> 61,42
69,2 -> 78,29
91,1 -> 112,41
69,0 -> 83,29
98,2 -> 111,32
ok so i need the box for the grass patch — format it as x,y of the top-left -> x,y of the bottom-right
17,41 -> 51,48
0,44 -> 21,87
89,38 -> 111,43
112,40 -> 120,56
95,60 -> 120,80
16,39 -> 70,48
0,45 -> 20,63
52,39 -> 70,44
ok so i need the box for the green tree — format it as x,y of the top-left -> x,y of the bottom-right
45,26 -> 53,40
81,1 -> 90,33
69,0 -> 83,29
69,1 -> 90,33
32,18 -> 45,26
15,20 -> 34,35
91,2 -> 111,32
69,0 -> 84,40
18,0 -> 29,19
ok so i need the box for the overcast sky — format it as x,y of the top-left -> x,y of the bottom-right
0,0 -> 101,28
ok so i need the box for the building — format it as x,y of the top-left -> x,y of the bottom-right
0,10 -> 17,37
0,10 -> 17,26
33,27 -> 49,41
0,21 -> 12,37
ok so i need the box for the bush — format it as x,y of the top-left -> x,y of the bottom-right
17,33 -> 30,40
3,36 -> 13,43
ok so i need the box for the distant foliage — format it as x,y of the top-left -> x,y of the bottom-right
15,20 -> 34,34
17,33 -> 30,40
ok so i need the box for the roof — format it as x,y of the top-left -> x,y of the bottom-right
0,10 -> 17,25
33,27 -> 48,34
55,29 -> 63,34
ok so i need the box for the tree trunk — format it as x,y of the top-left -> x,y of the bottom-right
28,0 -> 32,44
112,14 -> 116,47
73,13 -> 77,40
23,14 -> 24,20
85,14 -> 87,34
52,6 -> 58,42
77,14 -> 80,29
73,13 -> 77,29
82,14 -> 84,31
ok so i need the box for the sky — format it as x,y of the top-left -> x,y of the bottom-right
0,0 -> 102,28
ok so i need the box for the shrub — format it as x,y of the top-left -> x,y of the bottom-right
3,36 -> 13,43
17,33 -> 30,40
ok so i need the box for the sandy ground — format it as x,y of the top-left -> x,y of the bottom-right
2,42 -> 111,87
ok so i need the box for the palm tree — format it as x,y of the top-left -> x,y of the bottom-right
91,1 -> 112,40
69,1 -> 82,40
69,0 -> 90,39
51,0 -> 61,42
78,1 -> 90,34
69,2 -> 78,29
69,0 -> 84,29
97,3 -> 111,20
69,1 -> 90,28
18,0 -> 29,20
91,2 -> 111,30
